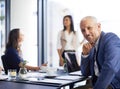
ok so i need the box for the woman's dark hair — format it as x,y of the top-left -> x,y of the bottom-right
6,28 -> 20,52
63,15 -> 75,33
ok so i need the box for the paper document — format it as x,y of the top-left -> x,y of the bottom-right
39,79 -> 72,84
0,75 -> 8,80
56,75 -> 82,80
29,78 -> 72,84
26,72 -> 47,78
69,71 -> 82,76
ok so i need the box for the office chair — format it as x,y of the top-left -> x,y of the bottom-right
1,55 -> 8,74
64,52 -> 80,73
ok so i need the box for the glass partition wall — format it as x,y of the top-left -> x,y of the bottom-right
0,0 -> 39,67
46,0 -> 120,67
0,0 -> 45,67
10,0 -> 38,66
0,0 -> 5,67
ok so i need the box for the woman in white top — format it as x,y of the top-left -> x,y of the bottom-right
0,66 -> 2,74
57,15 -> 80,66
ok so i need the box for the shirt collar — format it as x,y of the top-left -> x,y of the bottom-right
94,37 -> 100,50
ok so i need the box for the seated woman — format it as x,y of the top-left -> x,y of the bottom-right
2,28 -> 45,74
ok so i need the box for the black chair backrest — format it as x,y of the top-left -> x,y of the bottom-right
1,55 -> 8,74
64,52 -> 80,73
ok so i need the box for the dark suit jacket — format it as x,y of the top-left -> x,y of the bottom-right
81,31 -> 120,89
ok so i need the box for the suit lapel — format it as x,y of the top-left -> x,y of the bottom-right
96,31 -> 106,72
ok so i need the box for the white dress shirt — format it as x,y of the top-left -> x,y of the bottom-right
94,38 -> 100,76
82,38 -> 100,76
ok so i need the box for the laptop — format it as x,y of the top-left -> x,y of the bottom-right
64,52 -> 80,73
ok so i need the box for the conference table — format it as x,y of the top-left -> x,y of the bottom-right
0,69 -> 88,89
0,81 -> 58,89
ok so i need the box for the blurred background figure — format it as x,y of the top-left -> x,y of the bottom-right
1,28 -> 45,74
0,66 -> 2,74
57,15 -> 81,66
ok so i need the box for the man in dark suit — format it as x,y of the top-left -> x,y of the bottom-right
79,16 -> 120,89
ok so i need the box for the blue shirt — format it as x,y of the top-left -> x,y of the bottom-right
3,47 -> 23,73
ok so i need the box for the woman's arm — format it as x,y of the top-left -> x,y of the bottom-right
57,49 -> 64,66
24,65 -> 40,71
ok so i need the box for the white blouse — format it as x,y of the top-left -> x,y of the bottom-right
57,30 -> 80,51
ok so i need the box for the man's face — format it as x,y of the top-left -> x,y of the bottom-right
80,19 -> 101,44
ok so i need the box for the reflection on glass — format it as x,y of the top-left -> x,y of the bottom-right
0,1 -> 5,66
46,0 -> 120,68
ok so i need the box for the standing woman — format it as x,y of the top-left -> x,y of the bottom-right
3,28 -> 40,74
0,66 -> 2,74
57,15 -> 80,66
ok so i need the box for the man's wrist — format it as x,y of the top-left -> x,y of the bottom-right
81,53 -> 89,58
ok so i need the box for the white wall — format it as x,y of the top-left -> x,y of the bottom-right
11,0 -> 37,66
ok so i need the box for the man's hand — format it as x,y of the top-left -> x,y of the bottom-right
88,88 -> 93,89
82,42 -> 93,55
